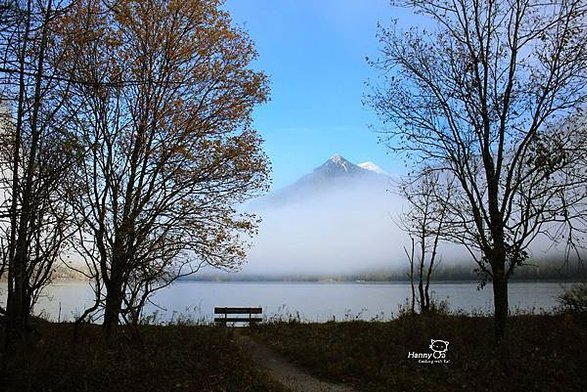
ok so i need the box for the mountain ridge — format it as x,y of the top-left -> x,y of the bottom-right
252,154 -> 389,208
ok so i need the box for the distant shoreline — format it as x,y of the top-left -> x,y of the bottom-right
178,275 -> 584,284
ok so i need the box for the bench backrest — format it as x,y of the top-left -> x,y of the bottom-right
214,307 -> 262,315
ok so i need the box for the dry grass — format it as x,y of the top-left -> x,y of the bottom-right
1,322 -> 287,392
251,313 -> 587,391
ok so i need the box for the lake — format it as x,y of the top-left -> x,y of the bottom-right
9,280 -> 569,323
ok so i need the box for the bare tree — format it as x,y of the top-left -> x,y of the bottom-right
398,168 -> 451,314
368,0 -> 587,337
59,0 -> 270,335
0,0 -> 80,343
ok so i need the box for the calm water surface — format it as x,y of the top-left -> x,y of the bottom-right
7,281 -> 568,323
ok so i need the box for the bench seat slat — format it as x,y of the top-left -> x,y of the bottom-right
214,317 -> 263,323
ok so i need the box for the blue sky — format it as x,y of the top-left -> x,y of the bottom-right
224,0 -> 407,189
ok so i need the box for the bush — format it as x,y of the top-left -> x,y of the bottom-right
557,283 -> 587,316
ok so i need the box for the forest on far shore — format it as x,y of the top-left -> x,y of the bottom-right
185,258 -> 586,283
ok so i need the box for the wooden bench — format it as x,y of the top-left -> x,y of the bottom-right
214,307 -> 263,326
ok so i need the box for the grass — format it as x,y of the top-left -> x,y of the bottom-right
0,321 -> 288,392
1,311 -> 585,391
249,312 -> 587,392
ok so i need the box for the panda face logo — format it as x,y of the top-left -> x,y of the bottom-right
429,339 -> 449,353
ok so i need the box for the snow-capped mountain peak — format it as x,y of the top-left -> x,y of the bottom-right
328,153 -> 353,172
358,161 -> 387,175
247,154 -> 390,209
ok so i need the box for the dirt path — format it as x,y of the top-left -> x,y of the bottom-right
238,334 -> 357,392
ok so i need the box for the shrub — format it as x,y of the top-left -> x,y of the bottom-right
557,283 -> 587,316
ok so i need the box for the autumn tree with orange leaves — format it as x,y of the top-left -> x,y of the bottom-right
59,0 -> 269,334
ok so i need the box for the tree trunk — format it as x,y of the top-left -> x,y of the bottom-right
103,233 -> 127,337
424,253 -> 434,313
409,257 -> 415,313
406,238 -> 416,314
418,253 -> 426,313
103,282 -> 123,338
418,277 -> 426,313
6,252 -> 31,344
492,265 -> 509,340
424,286 -> 431,313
